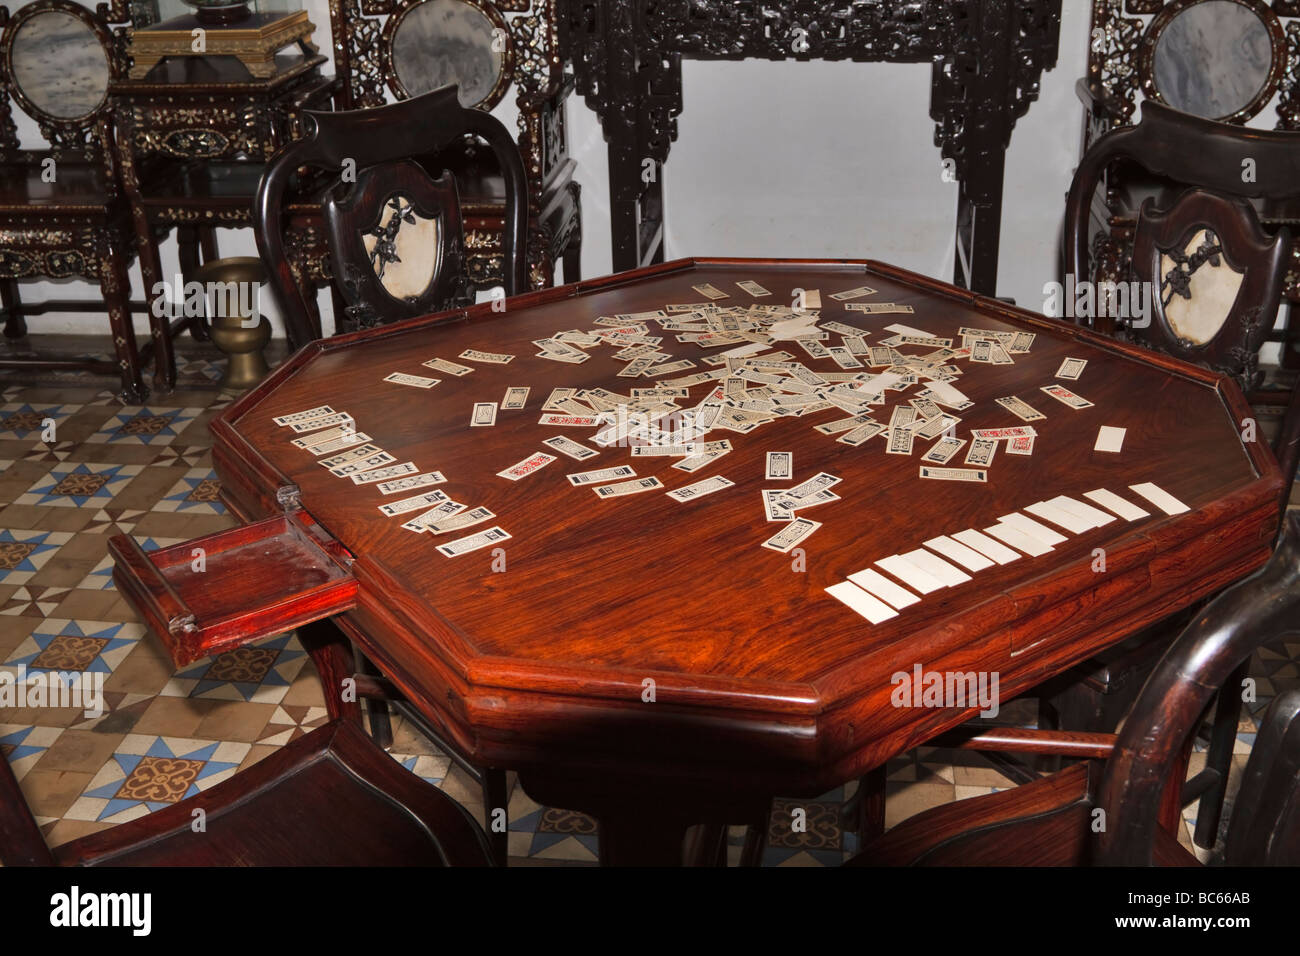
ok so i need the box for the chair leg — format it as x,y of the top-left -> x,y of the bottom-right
296,619 -> 362,724
176,226 -> 209,343
562,234 -> 581,285
352,647 -> 393,750
1,279 -> 25,339
481,768 -> 509,866
1194,657 -> 1251,848
848,765 -> 887,842
101,249 -> 148,404
739,806 -> 769,866
136,224 -> 176,395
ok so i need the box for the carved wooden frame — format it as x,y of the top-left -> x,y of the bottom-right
1136,0 -> 1288,124
323,159 -> 466,330
379,0 -> 516,110
1132,187 -> 1290,391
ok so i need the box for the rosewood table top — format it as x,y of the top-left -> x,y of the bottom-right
116,258 -> 1284,826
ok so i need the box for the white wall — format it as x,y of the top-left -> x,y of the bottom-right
15,1 -> 1093,335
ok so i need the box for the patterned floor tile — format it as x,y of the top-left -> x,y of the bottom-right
82,538 -> 182,590
83,407 -> 202,446
13,462 -> 143,509
21,441 -> 76,464
0,529 -> 74,586
149,444 -> 209,468
64,734 -> 250,824
0,403 -> 76,444
256,704 -> 330,746
160,634 -> 307,704
3,618 -> 144,681
152,467 -> 226,514
0,724 -> 64,780
0,585 -> 71,617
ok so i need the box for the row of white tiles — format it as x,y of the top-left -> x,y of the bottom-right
826,482 -> 1191,624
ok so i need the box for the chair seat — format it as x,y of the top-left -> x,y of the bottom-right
50,720 -> 492,866
850,763 -> 1198,866
0,160 -> 114,213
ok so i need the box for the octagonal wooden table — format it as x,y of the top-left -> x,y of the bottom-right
111,258 -> 1286,865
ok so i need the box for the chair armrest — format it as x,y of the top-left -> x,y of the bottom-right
0,755 -> 55,866
931,725 -> 1116,759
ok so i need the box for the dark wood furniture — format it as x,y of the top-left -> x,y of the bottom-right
0,0 -> 157,402
255,85 -> 528,348
1078,0 -> 1300,368
329,0 -> 581,292
558,1 -> 1062,293
111,49 -> 337,392
851,511 -> 1300,866
0,719 -> 494,866
109,257 -> 1284,865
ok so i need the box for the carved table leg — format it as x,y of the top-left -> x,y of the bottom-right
177,226 -> 209,343
101,244 -> 148,404
0,279 -> 24,340
296,618 -> 362,724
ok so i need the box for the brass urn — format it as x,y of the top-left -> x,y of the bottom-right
194,257 -> 271,390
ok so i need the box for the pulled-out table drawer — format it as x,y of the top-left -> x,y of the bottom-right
109,513 -> 356,667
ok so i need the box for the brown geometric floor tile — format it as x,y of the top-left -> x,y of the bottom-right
0,504 -> 93,532
766,799 -> 843,850
883,779 -> 958,831
44,817 -> 115,849
386,714 -> 444,757
280,662 -> 326,708
256,703 -> 329,745
19,441 -> 77,464
150,445 -> 209,468
18,769 -> 96,818
0,703 -> 89,728
237,743 -> 283,772
112,466 -> 193,511
0,612 -> 39,657
64,443 -> 158,466
80,507 -> 149,535
50,587 -> 128,622
193,700 -> 277,743
0,585 -> 69,618
71,692 -> 154,734
130,695 -> 218,738
103,642 -> 177,697
129,510 -> 232,539
949,759 -> 1020,789
35,729 -> 126,774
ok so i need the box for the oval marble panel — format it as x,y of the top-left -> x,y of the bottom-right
10,10 -> 110,121
390,0 -> 505,107
1161,229 -> 1242,345
1152,0 -> 1274,119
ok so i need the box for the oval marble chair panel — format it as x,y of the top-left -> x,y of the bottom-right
5,3 -> 112,123
1143,0 -> 1286,123
362,196 -> 442,299
1159,228 -> 1243,346
383,0 -> 513,109
323,160 -> 466,328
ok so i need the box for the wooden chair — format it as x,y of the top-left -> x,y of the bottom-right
326,0 -> 582,293
255,84 -> 527,349
0,0 -> 160,402
1051,150 -> 1300,849
1078,0 -> 1300,372
850,511 -> 1300,866
253,86 -> 525,864
0,719 -> 493,866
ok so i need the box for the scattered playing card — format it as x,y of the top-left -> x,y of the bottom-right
378,489 -> 452,516
375,471 -> 446,495
918,465 -> 988,482
436,526 -> 512,558
691,283 -> 729,300
1095,425 -> 1126,453
1006,435 -> 1035,455
497,451 -> 556,480
845,302 -> 914,314
825,581 -> 897,624
459,349 -> 514,364
964,438 -> 998,466
593,476 -> 664,498
471,402 -> 498,426
1055,357 -> 1087,380
567,464 -> 636,486
666,475 -> 734,501
350,462 -> 418,484
829,285 -> 877,301
762,517 -> 821,553
1040,384 -> 1094,409
994,395 -> 1046,422
542,435 -> 599,460
288,411 -> 353,433
538,413 -> 599,427
1129,481 -> 1190,515
274,405 -> 334,427
766,451 -> 793,480
737,280 -> 771,297
502,386 -> 530,409
384,372 -> 440,389
423,357 -> 473,376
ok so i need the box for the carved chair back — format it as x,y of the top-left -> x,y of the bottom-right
1097,511 -> 1300,865
254,85 -> 527,348
1085,0 -> 1300,134
0,0 -> 124,166
1065,101 -> 1300,317
1131,187 -> 1289,394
